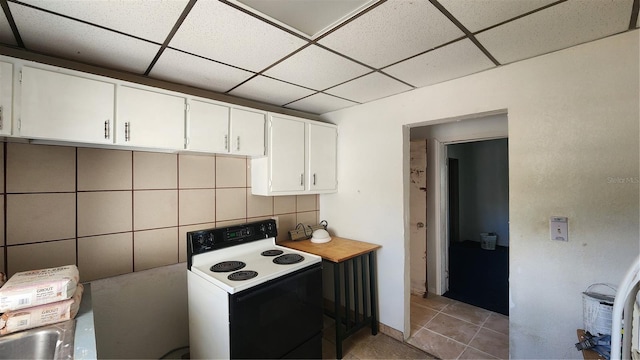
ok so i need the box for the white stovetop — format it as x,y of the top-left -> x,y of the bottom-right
189,238 -> 321,294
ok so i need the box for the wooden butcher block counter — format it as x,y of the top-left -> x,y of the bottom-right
281,236 -> 381,359
279,236 -> 381,263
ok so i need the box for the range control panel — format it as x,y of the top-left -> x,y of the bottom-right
186,219 -> 278,268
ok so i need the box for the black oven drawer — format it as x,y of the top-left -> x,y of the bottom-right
229,263 -> 323,359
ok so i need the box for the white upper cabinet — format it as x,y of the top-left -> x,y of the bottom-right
187,99 -> 229,153
268,115 -> 305,192
19,66 -> 115,143
229,108 -> 265,157
252,113 -> 337,196
187,98 -> 265,156
308,123 -> 338,192
116,85 -> 185,150
0,61 -> 12,136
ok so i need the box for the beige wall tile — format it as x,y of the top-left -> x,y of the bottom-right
0,195 -> 4,246
0,145 -> 4,192
296,211 -> 318,227
296,195 -> 317,212
275,213 -> 296,243
78,191 -> 133,237
133,152 -> 177,190
247,216 -> 272,223
178,223 -> 215,263
179,189 -> 215,225
216,156 -> 246,188
7,239 -> 76,277
134,228 -> 178,271
7,193 -> 76,245
247,189 -> 273,218
215,219 -> 248,228
216,188 -> 246,221
6,143 -> 75,193
246,159 -> 252,187
274,195 -> 296,214
179,154 -> 215,189
78,148 -> 132,191
78,233 -> 133,282
133,190 -> 178,230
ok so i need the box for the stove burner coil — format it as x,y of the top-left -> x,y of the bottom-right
273,253 -> 304,265
228,270 -> 258,281
261,249 -> 284,257
211,261 -> 246,273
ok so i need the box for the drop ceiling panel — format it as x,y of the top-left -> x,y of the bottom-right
384,39 -> 495,88
9,3 -> 160,74
476,0 -> 633,64
318,0 -> 464,68
150,48 -> 254,93
286,92 -> 357,114
0,14 -> 17,46
234,0 -> 374,38
264,45 -> 371,91
438,0 -> 558,33
325,72 -> 412,103
169,0 -> 307,72
228,75 -> 315,106
18,0 -> 189,43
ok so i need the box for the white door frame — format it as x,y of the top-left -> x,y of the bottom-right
433,134 -> 508,295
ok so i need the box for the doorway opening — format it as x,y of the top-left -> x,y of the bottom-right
407,112 -> 509,323
442,138 -> 509,315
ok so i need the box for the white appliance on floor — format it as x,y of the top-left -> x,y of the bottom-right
187,219 -> 323,359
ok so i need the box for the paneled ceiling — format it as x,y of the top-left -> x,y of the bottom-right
0,0 -> 637,115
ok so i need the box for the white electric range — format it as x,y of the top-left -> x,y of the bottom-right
187,219 -> 323,359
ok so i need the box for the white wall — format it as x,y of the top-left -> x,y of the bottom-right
320,30 -> 639,358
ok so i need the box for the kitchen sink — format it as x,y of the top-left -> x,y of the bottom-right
0,320 -> 75,360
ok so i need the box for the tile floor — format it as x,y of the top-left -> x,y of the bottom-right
408,294 -> 509,359
322,293 -> 509,359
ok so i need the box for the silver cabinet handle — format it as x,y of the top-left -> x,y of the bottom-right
0,106 -> 3,130
313,173 -> 316,185
236,136 -> 240,151
224,135 -> 228,150
300,174 -> 303,186
125,122 -> 130,142
104,120 -> 110,139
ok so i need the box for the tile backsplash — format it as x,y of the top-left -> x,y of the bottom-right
1,142 -> 319,282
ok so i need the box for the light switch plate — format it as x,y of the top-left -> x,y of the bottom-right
550,216 -> 568,241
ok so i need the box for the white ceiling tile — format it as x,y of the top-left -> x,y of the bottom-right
325,72 -> 412,103
384,39 -> 495,88
439,0 -> 558,33
264,45 -> 370,91
18,0 -> 189,43
228,75 -> 315,106
286,93 -> 357,114
318,1 -> 464,68
476,0 -> 633,64
170,0 -> 307,72
0,13 -> 17,46
10,3 -> 160,73
150,48 -> 254,93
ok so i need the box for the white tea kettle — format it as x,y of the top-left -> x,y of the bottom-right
311,228 -> 332,243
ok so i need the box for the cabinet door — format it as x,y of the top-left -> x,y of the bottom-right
20,66 -> 115,143
188,100 -> 229,153
0,61 -> 12,136
116,86 -> 185,149
230,108 -> 265,156
269,116 -> 305,192
308,123 -> 337,191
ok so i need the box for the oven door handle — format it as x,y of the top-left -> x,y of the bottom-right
233,264 -> 321,303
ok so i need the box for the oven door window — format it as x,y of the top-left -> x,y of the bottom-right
229,264 -> 323,359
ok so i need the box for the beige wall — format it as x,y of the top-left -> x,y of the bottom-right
1,142 -> 319,281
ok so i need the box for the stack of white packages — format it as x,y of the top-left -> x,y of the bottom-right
0,265 -> 83,335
